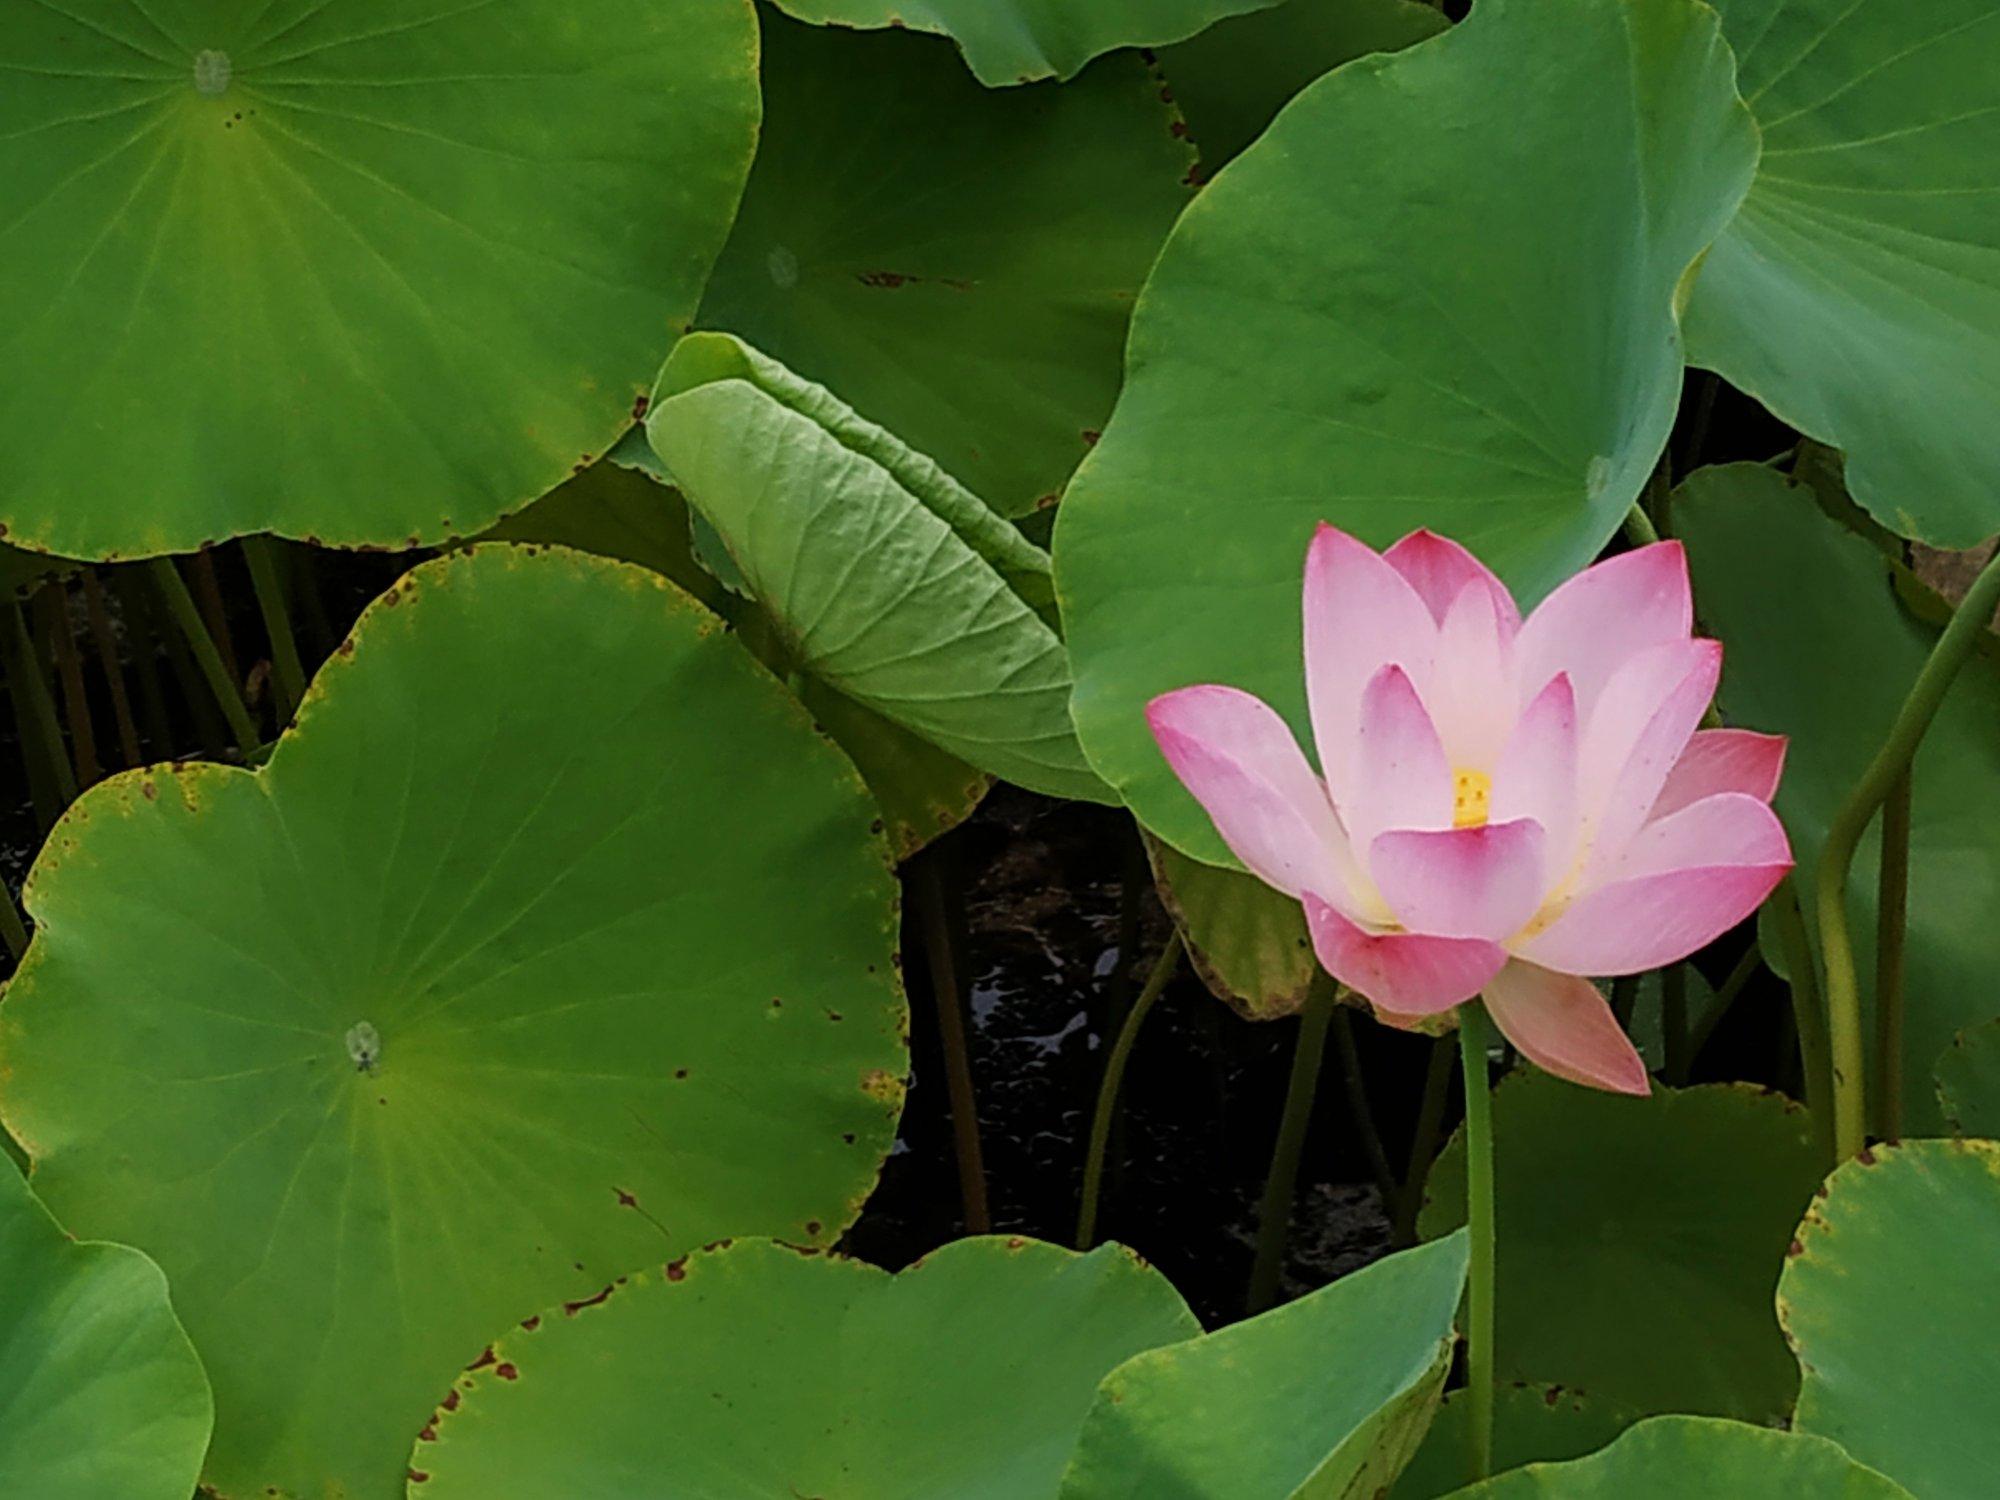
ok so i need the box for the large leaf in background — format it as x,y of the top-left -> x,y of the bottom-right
649,339 -> 1115,806
1393,1385 -> 1638,1500
1146,836 -> 1314,1020
1154,0 -> 1447,176
1687,0 -> 2000,545
0,1 -> 757,558
0,1165 -> 211,1499
413,1237 -> 1198,1496
0,547 -> 907,1500
766,0 -> 1279,84
1059,1232 -> 1467,1499
1678,462 -> 2000,1134
700,12 -> 1191,519
1935,1017 -> 2000,1136
1054,0 -> 1759,865
474,455 -> 991,858
1782,1139 -> 2000,1500
1420,1076 -> 1822,1421
1449,1416 -> 1911,1499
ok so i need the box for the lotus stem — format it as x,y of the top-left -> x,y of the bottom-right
1874,766 -> 1912,1143
0,880 -> 28,962
3,599 -> 77,820
1608,972 -> 1639,1028
1329,1001 -> 1399,1210
1816,544 -> 2000,1161
911,850 -> 990,1234
1076,931 -> 1181,1250
1392,1035 -> 1458,1246
107,569 -> 179,755
1458,1002 -> 1497,1482
147,558 -> 260,758
1661,962 -> 1690,1083
36,583 -> 99,788
1247,975 -> 1336,1313
80,570 -> 142,767
188,550 -> 243,687
243,537 -> 307,722
1771,873 -> 1834,1162
1622,502 -> 1662,548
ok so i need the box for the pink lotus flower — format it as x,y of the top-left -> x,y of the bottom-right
1148,526 -> 1792,1095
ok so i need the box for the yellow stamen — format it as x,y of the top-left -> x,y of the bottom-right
1452,768 -> 1491,830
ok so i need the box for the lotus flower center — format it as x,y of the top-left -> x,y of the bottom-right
1452,768 -> 1491,830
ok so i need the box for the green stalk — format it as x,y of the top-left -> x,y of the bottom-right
3,600 -> 78,816
188,550 -> 243,686
108,569 -> 180,755
1661,962 -> 1690,1084
1458,1002 -> 1497,1482
1247,977 -> 1336,1313
0,880 -> 28,962
1816,545 -> 2000,1161
911,851 -> 990,1234
242,536 -> 307,721
1329,1001 -> 1399,1209
1771,874 -> 1834,1162
1608,972 -> 1639,1029
1874,767 -> 1912,1143
80,570 -> 142,767
1622,503 -> 1662,548
147,559 -> 260,758
36,583 -> 99,788
1076,932 -> 1181,1250
1392,1034 -> 1458,1246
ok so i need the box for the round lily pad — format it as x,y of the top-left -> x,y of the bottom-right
412,1236 -> 1199,1496
1687,0 -> 2000,545
1052,0 -> 1758,862
1419,1075 -> 1824,1422
1783,1138 -> 2000,1500
767,0 -> 1279,85
0,546 -> 907,1499
0,1 -> 758,558
0,1163 -> 212,1500
700,10 -> 1191,518
1450,1415 -> 1911,1498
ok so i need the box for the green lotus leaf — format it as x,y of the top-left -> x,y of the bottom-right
1154,0 -> 1447,175
1783,1138 -> 2000,1500
1392,1384 -> 1638,1500
1145,836 -> 1313,1021
797,677 -> 993,861
648,336 -> 1115,806
1936,1017 -> 2000,1137
1678,462 -> 2000,1134
0,1 -> 758,559
1446,1416 -> 1911,1498
0,1163 -> 212,1499
1686,0 -> 2000,545
700,14 -> 1190,519
1059,1231 -> 1467,1499
1053,0 -> 1759,863
412,1236 -> 1198,1496
0,546 -> 907,1499
1419,1075 -> 1823,1422
765,0 -> 1279,85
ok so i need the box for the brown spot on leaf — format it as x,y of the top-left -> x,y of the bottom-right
495,1362 -> 519,1381
666,1256 -> 689,1281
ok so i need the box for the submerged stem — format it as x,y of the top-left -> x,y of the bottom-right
3,599 -> 77,818
912,851 -> 990,1234
1874,767 -> 1912,1143
1329,1002 -> 1399,1209
1458,1003 -> 1497,1482
1247,977 -> 1336,1313
1076,932 -> 1181,1249
1816,545 -> 2000,1160
147,559 -> 260,758
243,536 -> 307,722
80,570 -> 142,767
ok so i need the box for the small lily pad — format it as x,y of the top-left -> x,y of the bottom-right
412,1236 -> 1200,1497
0,1163 -> 212,1500
1783,1138 -> 2000,1500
